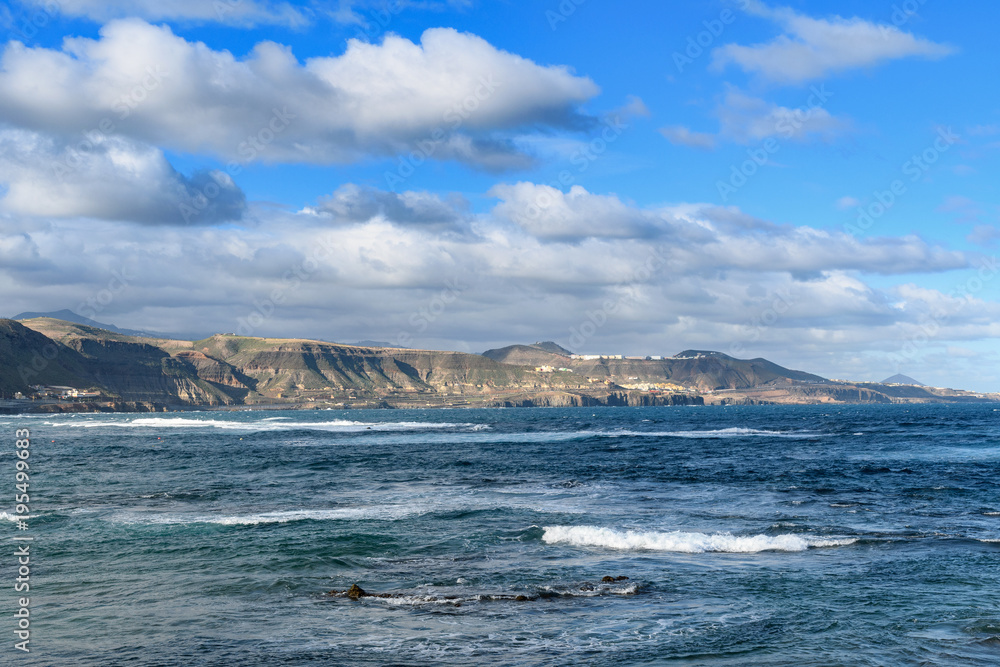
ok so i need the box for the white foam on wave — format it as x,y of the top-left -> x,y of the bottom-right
542,525 -> 856,553
590,427 -> 821,439
60,417 -> 486,433
0,512 -> 22,522
540,583 -> 640,597
283,420 -> 484,433
60,417 -> 254,429
984,512 -> 1000,516
372,595 -> 464,607
116,506 -> 420,526
343,584 -> 640,607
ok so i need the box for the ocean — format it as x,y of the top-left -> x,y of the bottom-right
2,404 -> 999,665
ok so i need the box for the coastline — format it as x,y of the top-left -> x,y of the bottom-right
4,318 -> 997,414
4,386 -> 997,415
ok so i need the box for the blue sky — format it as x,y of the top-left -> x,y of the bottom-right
0,0 -> 998,390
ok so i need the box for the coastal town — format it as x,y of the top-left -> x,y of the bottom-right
0,385 -> 103,410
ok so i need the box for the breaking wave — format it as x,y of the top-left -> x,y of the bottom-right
114,506 -> 421,526
609,427 -> 822,439
59,417 -> 487,433
541,525 -> 857,553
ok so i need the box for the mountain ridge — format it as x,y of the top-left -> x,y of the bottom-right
12,309 -> 166,338
1,318 -> 995,411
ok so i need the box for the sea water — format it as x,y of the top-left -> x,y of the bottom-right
1,404 -> 998,665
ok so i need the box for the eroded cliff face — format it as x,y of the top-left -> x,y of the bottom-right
184,336 -> 560,402
4,324 -> 572,406
487,391 -> 704,408
3,321 -> 243,406
0,319 -> 95,393
61,338 -> 239,405
172,350 -> 258,402
13,319 -> 987,410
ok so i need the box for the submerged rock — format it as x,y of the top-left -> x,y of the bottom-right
327,577 -> 637,604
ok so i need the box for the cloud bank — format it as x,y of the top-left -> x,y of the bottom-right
0,21 -> 599,169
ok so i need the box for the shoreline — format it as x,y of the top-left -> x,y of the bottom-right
4,391 -> 998,415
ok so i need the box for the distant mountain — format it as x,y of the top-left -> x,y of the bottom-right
480,341 -> 573,365
484,344 -> 826,389
1,316 -> 992,410
482,344 -> 567,366
530,341 -> 573,356
881,374 -> 925,386
13,310 -> 159,338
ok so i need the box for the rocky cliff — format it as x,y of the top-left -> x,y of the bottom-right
2,318 -> 994,410
3,320 -> 617,409
487,390 -> 704,408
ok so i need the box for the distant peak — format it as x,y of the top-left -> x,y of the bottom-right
14,309 -> 122,332
881,374 -> 925,386
13,309 -> 171,339
530,341 -> 573,356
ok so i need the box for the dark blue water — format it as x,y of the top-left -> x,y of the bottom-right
2,404 -> 999,665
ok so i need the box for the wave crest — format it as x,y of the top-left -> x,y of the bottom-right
116,506 -> 418,526
63,417 -> 486,433
608,427 -> 821,439
541,525 -> 856,553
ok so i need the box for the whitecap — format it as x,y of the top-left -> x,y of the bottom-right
541,525 -> 856,553
539,583 -> 640,597
115,506 -> 420,526
61,417 -> 485,433
589,427 -> 822,439
371,595 -> 463,607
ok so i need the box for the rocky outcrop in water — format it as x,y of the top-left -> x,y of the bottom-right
326,576 -> 639,605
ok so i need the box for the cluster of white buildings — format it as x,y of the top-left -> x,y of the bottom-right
569,354 -> 665,361
29,385 -> 101,399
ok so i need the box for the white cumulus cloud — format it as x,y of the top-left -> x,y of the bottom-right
0,21 -> 600,169
0,129 -> 245,224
